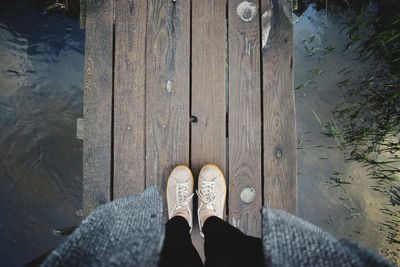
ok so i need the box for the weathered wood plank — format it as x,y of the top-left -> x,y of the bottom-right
145,0 -> 190,192
191,0 -> 226,177
261,0 -> 297,214
76,118 -> 83,140
83,0 -> 113,216
80,0 -> 86,29
191,0 -> 227,259
113,0 -> 147,198
228,0 -> 262,237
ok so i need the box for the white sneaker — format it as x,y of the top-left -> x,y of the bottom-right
166,165 -> 195,232
196,164 -> 227,237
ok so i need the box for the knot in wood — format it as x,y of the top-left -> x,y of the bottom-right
237,1 -> 257,22
166,80 -> 172,93
276,149 -> 282,159
240,187 -> 256,203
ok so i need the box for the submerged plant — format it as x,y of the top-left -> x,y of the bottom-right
312,109 -> 347,149
299,0 -> 400,263
335,2 -> 400,262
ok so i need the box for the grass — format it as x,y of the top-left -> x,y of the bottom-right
299,0 -> 400,263
390,186 -> 400,206
326,170 -> 351,192
337,2 -> 400,261
302,33 -> 337,63
312,109 -> 347,149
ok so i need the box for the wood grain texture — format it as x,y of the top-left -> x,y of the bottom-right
76,118 -> 83,140
83,0 -> 113,216
228,0 -> 262,237
113,0 -> 147,198
80,0 -> 86,29
191,0 -> 226,176
191,0 -> 227,259
145,0 -> 190,192
261,0 -> 297,214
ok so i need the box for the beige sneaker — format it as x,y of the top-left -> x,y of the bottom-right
196,164 -> 226,237
166,165 -> 195,231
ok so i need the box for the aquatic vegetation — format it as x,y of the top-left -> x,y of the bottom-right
312,109 -> 347,149
337,196 -> 361,219
298,0 -> 400,263
337,2 -> 400,262
301,33 -> 337,63
326,170 -> 351,192
337,5 -> 400,185
390,186 -> 400,206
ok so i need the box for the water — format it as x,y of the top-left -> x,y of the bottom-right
0,1 -> 398,266
0,3 -> 84,266
295,4 -> 399,264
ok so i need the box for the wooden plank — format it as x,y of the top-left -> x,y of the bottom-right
261,0 -> 297,214
191,0 -> 227,259
228,0 -> 262,237
191,0 -> 226,177
83,0 -> 113,216
145,0 -> 190,193
76,118 -> 83,140
113,0 -> 147,198
80,0 -> 86,29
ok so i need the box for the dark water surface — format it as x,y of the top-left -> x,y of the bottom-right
0,2 -> 84,266
0,1 -> 398,267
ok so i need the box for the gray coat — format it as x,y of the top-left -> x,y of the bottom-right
42,186 -> 393,267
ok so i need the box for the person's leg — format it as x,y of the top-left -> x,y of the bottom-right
159,165 -> 203,267
196,164 -> 264,267
159,216 -> 203,267
203,216 -> 264,267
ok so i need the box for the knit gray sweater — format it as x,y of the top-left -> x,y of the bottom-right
42,186 -> 393,267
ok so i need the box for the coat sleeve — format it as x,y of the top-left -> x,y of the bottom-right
261,208 -> 394,267
41,186 -> 165,267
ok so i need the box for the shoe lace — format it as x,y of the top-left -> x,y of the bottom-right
196,178 -> 216,210
172,181 -> 194,213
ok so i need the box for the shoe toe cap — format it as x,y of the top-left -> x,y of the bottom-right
200,164 -> 225,182
170,165 -> 193,183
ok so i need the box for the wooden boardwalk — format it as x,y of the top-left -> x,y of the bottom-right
81,0 -> 296,256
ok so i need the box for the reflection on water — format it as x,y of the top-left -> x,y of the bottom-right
0,2 -> 84,266
295,4 -> 399,264
0,1 -> 397,267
